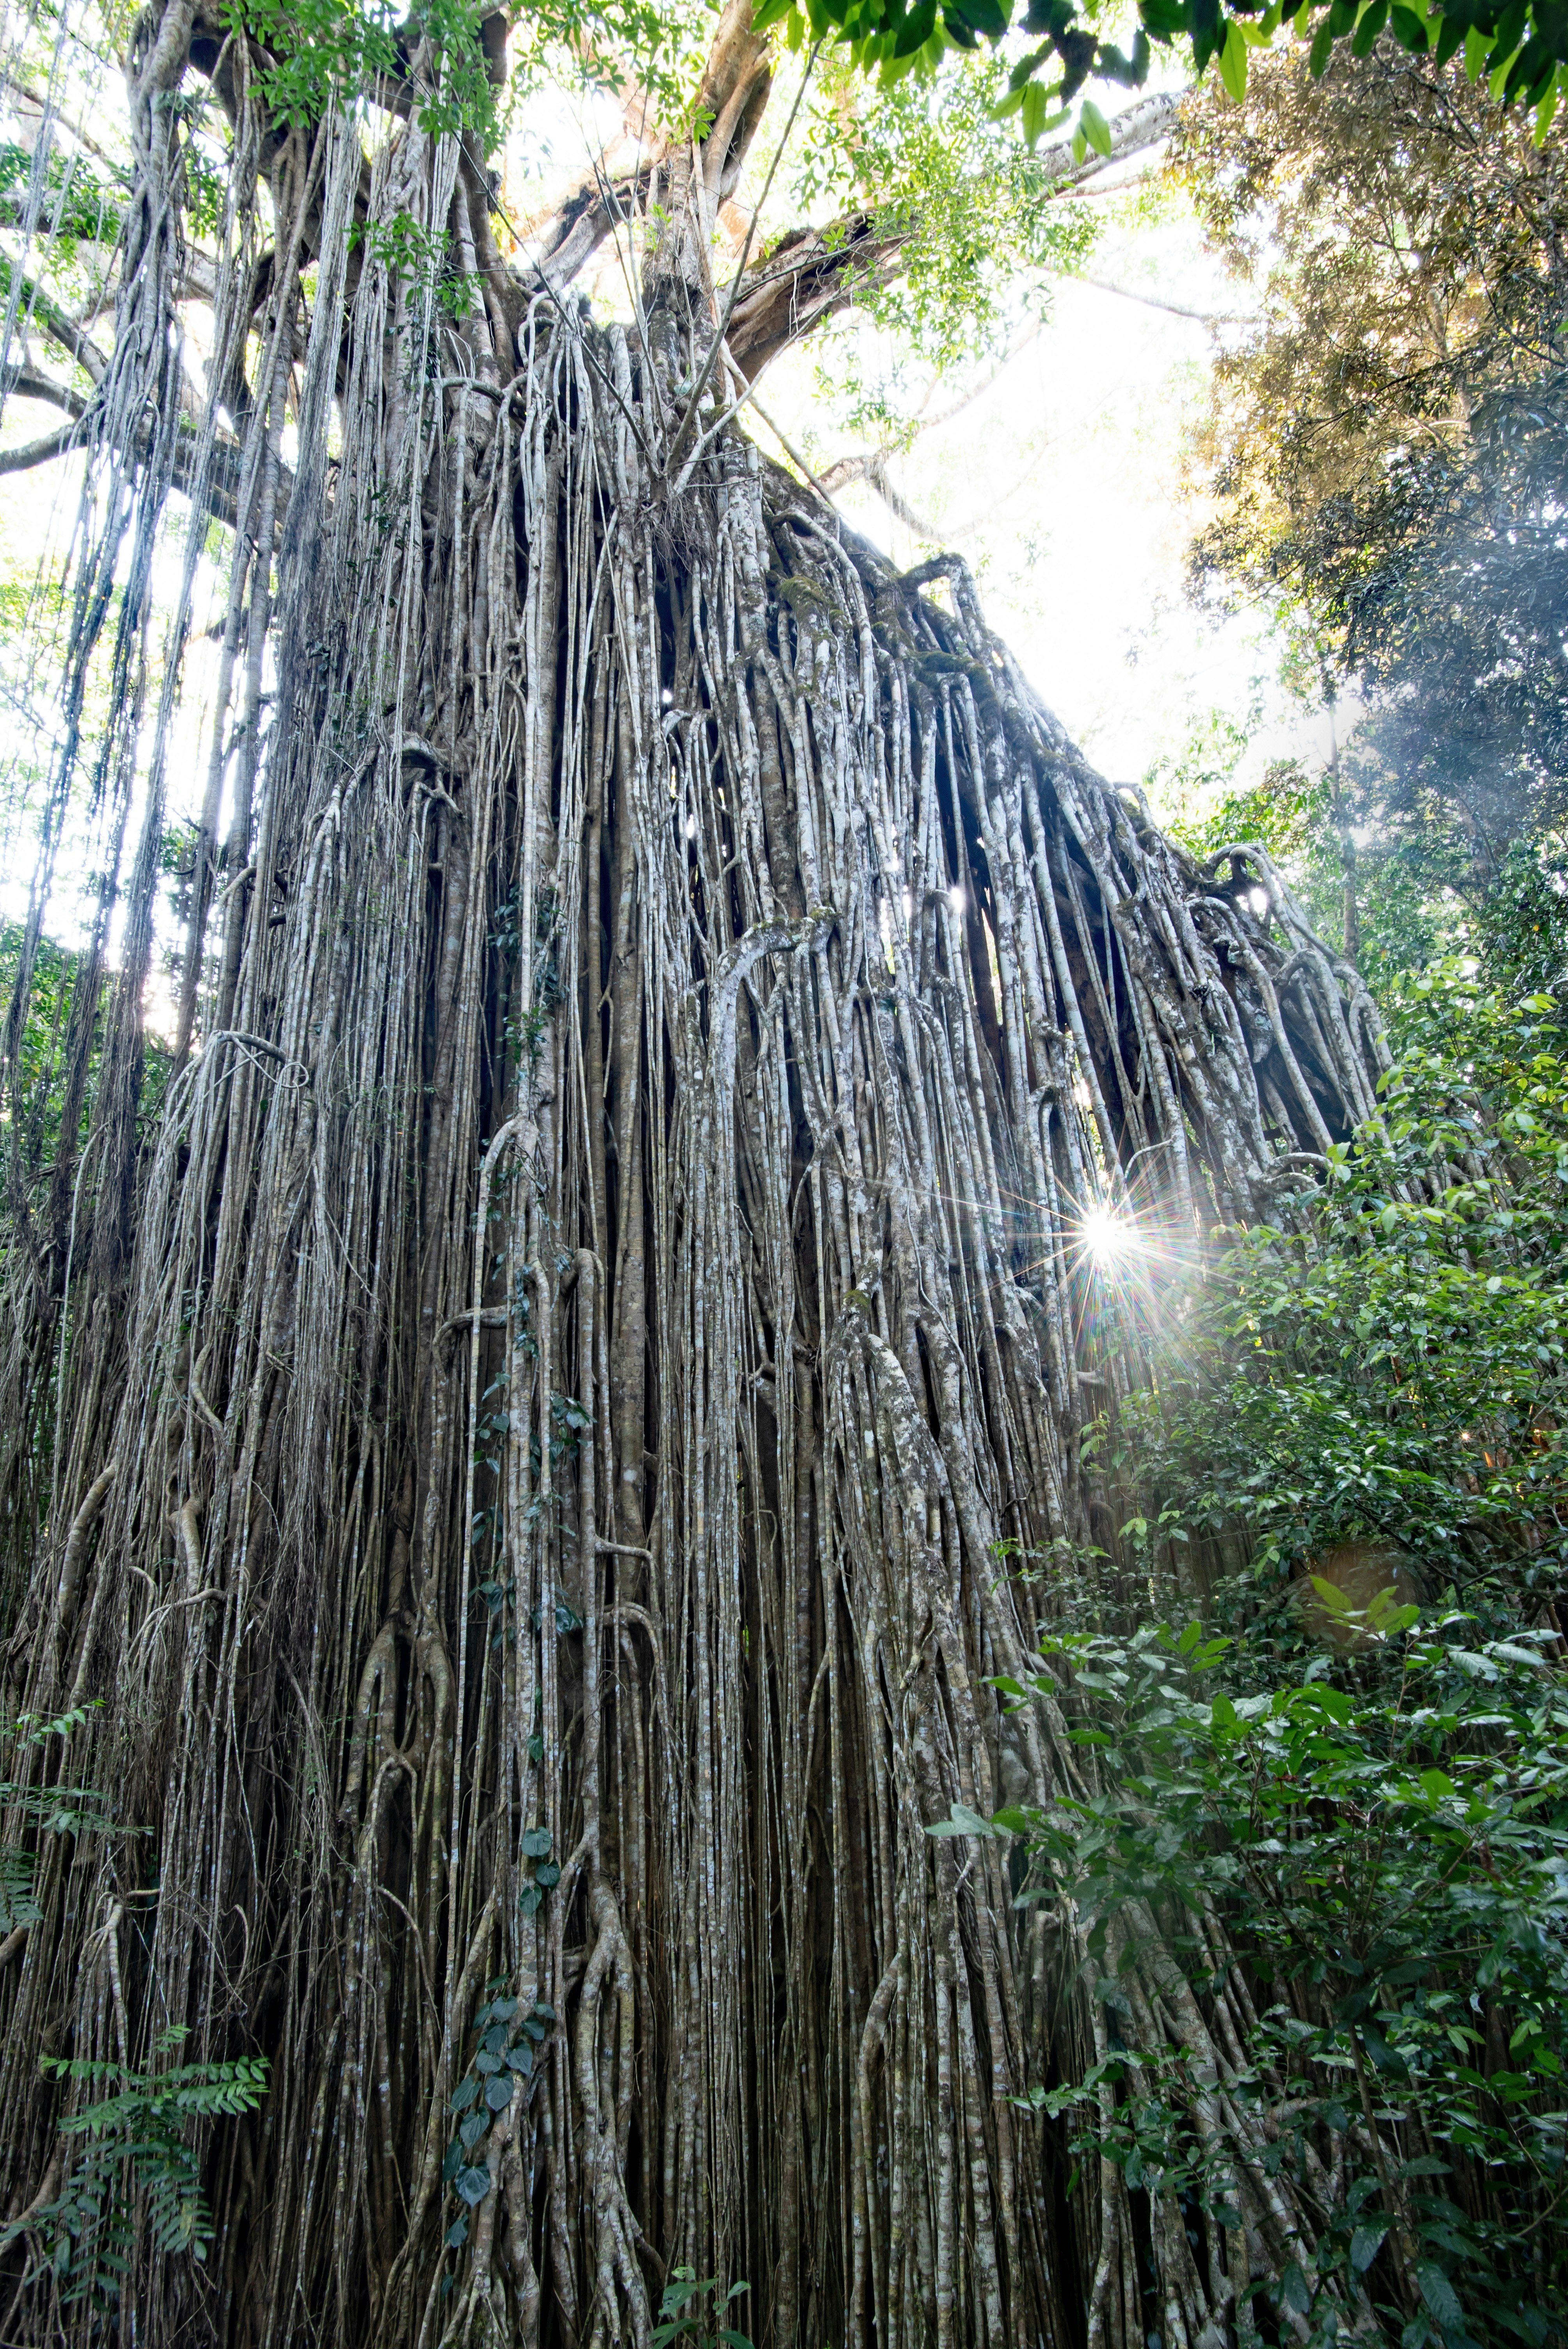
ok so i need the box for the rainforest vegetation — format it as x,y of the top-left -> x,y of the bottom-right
0,2 -> 1562,2347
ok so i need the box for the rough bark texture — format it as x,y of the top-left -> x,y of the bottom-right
0,11 -> 1385,2347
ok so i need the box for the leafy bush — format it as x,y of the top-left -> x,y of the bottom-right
29,2035 -> 269,2308
963,1609 -> 1568,2349
1112,964 -> 1567,1648
652,2267 -> 754,2349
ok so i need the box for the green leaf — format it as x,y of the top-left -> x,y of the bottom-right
1021,79 -> 1049,144
535,1860 -> 561,1888
454,2165 -> 492,2207
1350,2222 -> 1387,2271
1219,19 -> 1249,95
1079,98 -> 1112,156
485,2075 -> 516,2112
891,0 -> 939,51
944,0 -> 1012,34
1308,16 -> 1335,68
926,1800 -> 995,1838
1534,70 -> 1558,139
521,1826 -> 553,1860
1416,2262 -> 1467,2336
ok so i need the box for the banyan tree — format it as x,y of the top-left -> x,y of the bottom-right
0,6 -> 1391,2344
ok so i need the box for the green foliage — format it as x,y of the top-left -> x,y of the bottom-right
0,926 -> 85,1183
0,1712 -> 262,2311
217,0 -> 501,144
0,1704 -> 110,1936
1475,843 -> 1568,1000
0,141 -> 126,259
756,0 -> 1568,155
1116,968 -> 1567,1640
1154,698 -> 1452,990
1179,43 -> 1568,891
216,0 -> 709,154
962,973 -> 1568,2341
350,211 -> 481,318
986,1615 -> 1568,2347
23,2034 -> 269,2307
440,1991 -> 554,2242
652,2268 -> 754,2349
790,44 -> 1095,410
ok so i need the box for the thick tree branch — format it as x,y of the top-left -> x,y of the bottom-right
724,89 -> 1177,379
0,254 -> 110,385
0,365 -> 92,420
0,421 -> 80,475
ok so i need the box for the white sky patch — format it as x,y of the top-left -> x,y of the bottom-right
757,180 -> 1340,816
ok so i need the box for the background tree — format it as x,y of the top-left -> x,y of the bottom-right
1176,40 -> 1568,935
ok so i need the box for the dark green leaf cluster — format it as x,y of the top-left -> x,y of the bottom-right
350,210 -> 481,319
983,1621 -> 1568,2346
11,2035 -> 269,2308
960,970 -> 1568,2340
1179,44 -> 1568,896
217,0 -> 502,144
440,1989 -> 554,2241
652,2267 -> 755,2349
1116,967 -> 1568,1643
0,1705 -> 110,1939
759,0 -> 1567,149
788,46 -> 1096,398
0,140 -> 125,258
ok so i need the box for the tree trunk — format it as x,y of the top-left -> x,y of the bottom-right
0,18 -> 1387,2348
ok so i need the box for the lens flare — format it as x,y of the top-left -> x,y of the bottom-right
1079,1204 -> 1136,1264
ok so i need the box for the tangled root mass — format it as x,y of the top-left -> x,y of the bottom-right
0,31 -> 1387,2349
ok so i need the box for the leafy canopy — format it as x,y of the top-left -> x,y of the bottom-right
1179,41 -> 1568,888
765,0 -> 1568,155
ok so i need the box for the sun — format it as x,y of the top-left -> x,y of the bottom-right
1079,1204 -> 1137,1265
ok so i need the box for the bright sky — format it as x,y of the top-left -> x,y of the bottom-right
753,161 -> 1329,814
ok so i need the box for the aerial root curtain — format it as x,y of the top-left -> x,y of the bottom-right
0,20 -> 1386,2349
